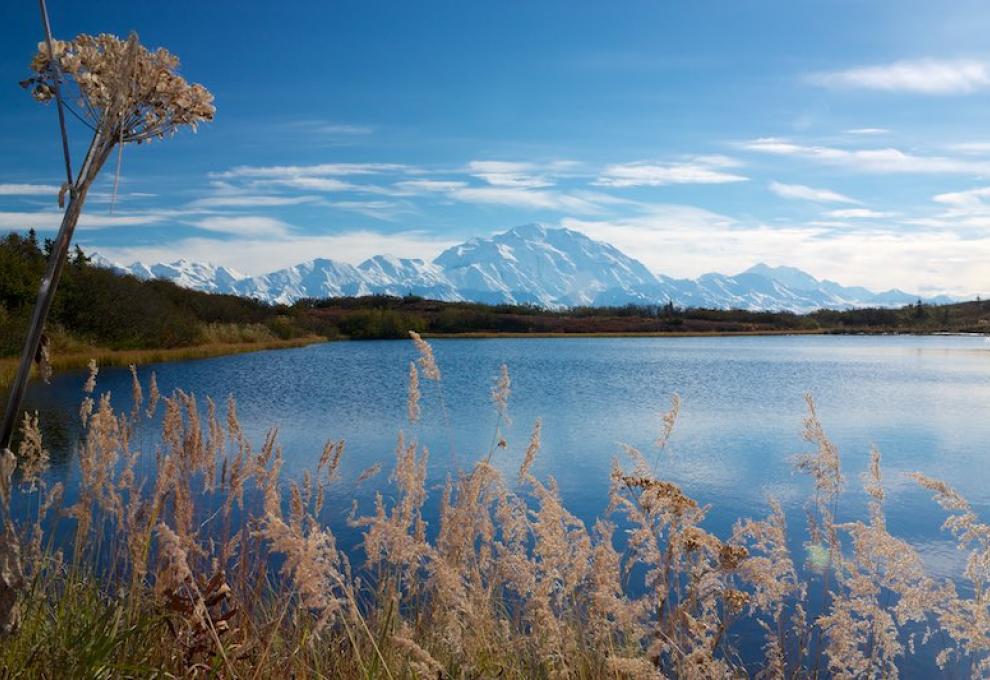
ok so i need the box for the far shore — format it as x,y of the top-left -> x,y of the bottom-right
0,336 -> 326,389
4,328 -> 987,389
420,329 -> 989,339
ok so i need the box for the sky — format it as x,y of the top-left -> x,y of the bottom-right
3,1 -> 990,296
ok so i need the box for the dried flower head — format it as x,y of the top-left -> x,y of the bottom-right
15,412 -> 48,490
407,361 -> 421,423
23,33 -> 214,144
409,331 -> 440,381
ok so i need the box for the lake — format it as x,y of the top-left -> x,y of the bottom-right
10,333 -> 990,674
17,333 -> 990,583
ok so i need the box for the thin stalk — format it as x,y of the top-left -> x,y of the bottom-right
38,0 -> 73,188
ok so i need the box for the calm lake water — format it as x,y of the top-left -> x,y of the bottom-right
11,334 -> 990,673
18,334 -> 990,580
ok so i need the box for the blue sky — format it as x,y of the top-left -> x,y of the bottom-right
4,1 -> 990,295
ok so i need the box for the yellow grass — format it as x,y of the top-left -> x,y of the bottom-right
0,336 -> 325,389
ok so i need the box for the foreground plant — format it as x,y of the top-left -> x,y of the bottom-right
0,338 -> 988,677
1,21 -> 214,462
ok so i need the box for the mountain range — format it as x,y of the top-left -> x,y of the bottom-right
91,224 -> 954,312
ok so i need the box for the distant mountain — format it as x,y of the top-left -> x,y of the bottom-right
434,223 -> 663,307
92,224 -> 955,312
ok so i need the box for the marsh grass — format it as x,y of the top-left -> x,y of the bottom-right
0,334 -> 988,678
0,335 -> 324,389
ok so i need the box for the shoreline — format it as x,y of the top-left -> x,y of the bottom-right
419,329 -> 989,339
0,336 -> 326,388
3,329 -> 984,388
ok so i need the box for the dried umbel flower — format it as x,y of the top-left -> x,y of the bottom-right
22,33 -> 214,144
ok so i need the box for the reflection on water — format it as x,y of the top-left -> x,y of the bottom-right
14,335 -> 990,542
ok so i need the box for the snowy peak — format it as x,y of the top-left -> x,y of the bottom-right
434,222 -> 661,306
743,263 -> 821,292
92,225 -> 954,311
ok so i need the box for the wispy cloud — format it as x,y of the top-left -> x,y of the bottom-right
947,141 -> 990,155
309,123 -> 373,136
262,177 -> 363,192
393,179 -> 468,194
768,180 -> 859,204
188,195 -> 322,208
191,215 -> 292,237
826,208 -> 895,219
0,183 -> 60,196
447,186 -> 603,213
809,58 -> 990,94
742,137 -> 990,174
329,200 -> 411,220
594,157 -> 747,187
466,160 -> 554,188
845,128 -> 889,135
213,163 -> 413,179
0,210 -> 172,230
933,185 -> 990,209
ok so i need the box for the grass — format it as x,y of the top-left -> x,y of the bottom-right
0,335 -> 325,389
0,333 -> 988,678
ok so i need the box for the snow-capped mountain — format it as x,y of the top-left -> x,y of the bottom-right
434,223 -> 663,306
91,224 -> 954,312
91,254 -> 246,295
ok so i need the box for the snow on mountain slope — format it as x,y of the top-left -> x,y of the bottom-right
233,258 -> 371,305
357,255 -> 461,300
434,223 -> 664,307
92,224 -> 954,311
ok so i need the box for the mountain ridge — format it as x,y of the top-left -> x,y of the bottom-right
93,224 -> 955,312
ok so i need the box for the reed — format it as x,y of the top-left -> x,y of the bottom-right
0,333 -> 986,678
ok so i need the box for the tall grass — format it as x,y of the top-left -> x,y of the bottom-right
0,337 -> 988,678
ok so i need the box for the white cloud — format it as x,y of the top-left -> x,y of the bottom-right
0,183 -> 60,196
283,120 -> 374,136
191,216 -> 292,237
810,58 -> 990,94
330,200 -> 411,220
448,186 -> 602,213
92,230 -> 458,275
742,137 -> 990,174
594,159 -> 748,187
826,208 -> 895,219
393,179 -> 467,194
947,141 -> 990,154
188,195 -> 321,208
213,163 -> 412,179
562,207 -> 990,296
466,160 -> 553,188
845,128 -> 890,135
768,181 -> 859,204
0,210 -> 171,230
933,185 -> 990,209
311,124 -> 373,135
263,177 -> 361,192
